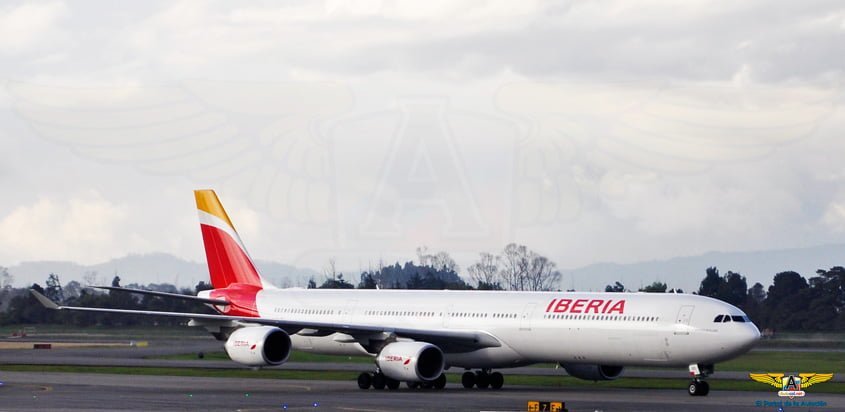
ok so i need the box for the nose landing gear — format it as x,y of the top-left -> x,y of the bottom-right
688,380 -> 710,396
687,364 -> 713,396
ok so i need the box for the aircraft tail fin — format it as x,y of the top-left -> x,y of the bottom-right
195,190 -> 270,290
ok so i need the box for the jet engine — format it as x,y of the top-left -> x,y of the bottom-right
560,363 -> 624,381
224,326 -> 292,367
376,342 -> 445,382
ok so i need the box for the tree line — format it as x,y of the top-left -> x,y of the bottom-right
1,248 -> 842,331
0,274 -> 215,327
602,266 -> 845,332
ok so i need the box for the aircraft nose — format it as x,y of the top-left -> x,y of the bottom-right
741,323 -> 761,349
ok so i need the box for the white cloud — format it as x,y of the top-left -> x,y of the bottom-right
0,1 -> 68,53
822,194 -> 845,233
0,192 -> 129,264
0,1 -> 844,286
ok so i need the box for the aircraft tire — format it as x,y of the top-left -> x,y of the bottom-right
357,372 -> 372,390
489,372 -> 504,390
688,381 -> 699,396
461,371 -> 476,388
386,378 -> 400,390
372,373 -> 386,390
433,373 -> 447,390
699,381 -> 710,396
476,371 -> 490,389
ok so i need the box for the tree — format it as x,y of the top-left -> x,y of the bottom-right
695,268 -> 747,307
307,278 -> 317,289
720,271 -> 748,307
524,254 -> 561,291
195,281 -> 213,294
698,267 -> 721,297
357,273 -> 378,289
1,266 -> 13,290
498,243 -> 529,291
605,282 -> 626,292
766,271 -> 807,306
82,271 -> 100,287
748,282 -> 766,303
467,252 -> 500,290
764,271 -> 808,330
416,247 -> 460,274
45,273 -> 64,303
639,281 -> 667,293
63,280 -> 83,300
323,258 -> 339,279
111,276 -> 121,287
318,273 -> 354,289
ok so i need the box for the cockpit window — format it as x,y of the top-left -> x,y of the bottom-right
731,315 -> 746,323
723,315 -> 731,322
713,315 -> 724,322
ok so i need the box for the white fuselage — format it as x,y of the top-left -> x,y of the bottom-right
254,289 -> 760,369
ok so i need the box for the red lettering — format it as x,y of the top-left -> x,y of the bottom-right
554,299 -> 571,313
546,299 -> 558,313
585,300 -> 602,314
571,299 -> 586,313
601,300 -> 612,313
607,300 -> 625,314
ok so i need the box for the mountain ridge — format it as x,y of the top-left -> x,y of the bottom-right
5,243 -> 842,292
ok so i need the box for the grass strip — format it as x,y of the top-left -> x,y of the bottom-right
155,350 -> 845,375
2,364 -> 843,394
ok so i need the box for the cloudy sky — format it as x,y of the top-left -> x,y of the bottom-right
0,1 -> 844,288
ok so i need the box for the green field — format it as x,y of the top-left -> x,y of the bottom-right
718,350 -> 843,373
157,349 -> 845,375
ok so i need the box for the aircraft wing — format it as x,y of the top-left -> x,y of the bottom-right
30,290 -> 500,352
92,286 -> 230,306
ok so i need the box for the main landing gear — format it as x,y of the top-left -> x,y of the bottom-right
687,364 -> 712,396
461,369 -> 504,390
357,371 -> 446,390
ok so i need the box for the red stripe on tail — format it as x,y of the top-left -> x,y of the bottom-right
200,224 -> 262,289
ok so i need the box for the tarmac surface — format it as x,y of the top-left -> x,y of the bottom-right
3,371 -> 843,411
1,338 -> 842,382
1,336 -> 842,411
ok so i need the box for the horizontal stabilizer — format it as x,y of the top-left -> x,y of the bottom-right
93,286 -> 229,306
30,290 -> 59,310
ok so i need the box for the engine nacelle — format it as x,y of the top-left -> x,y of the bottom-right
376,342 -> 445,382
224,326 -> 292,367
560,363 -> 624,381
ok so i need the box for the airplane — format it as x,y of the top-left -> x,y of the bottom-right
31,189 -> 761,396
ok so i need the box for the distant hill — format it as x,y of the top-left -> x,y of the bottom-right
7,253 -> 320,289
6,243 -> 842,292
559,243 -> 845,292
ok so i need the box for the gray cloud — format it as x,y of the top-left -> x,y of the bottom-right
0,0 -> 844,291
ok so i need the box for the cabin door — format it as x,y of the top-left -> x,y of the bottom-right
520,303 -> 536,331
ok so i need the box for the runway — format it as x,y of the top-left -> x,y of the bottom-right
1,337 -> 842,410
3,339 -> 842,382
3,371 -> 842,411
